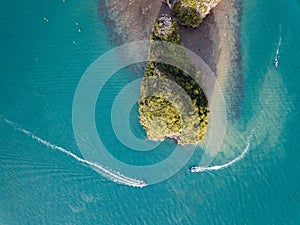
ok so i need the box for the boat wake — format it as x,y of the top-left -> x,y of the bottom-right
274,24 -> 282,68
190,128 -> 256,173
0,116 -> 147,188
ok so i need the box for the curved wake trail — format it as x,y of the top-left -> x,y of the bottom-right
274,24 -> 282,68
190,129 -> 256,172
1,116 -> 147,188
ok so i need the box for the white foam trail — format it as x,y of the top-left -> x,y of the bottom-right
1,116 -> 147,188
274,24 -> 282,68
190,129 -> 256,172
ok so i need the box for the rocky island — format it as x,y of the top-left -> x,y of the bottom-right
139,14 -> 209,145
138,1 -> 222,145
100,0 -> 243,144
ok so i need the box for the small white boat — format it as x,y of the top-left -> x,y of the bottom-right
274,57 -> 279,68
189,166 -> 198,172
189,166 -> 207,172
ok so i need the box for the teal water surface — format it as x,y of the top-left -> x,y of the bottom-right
0,0 -> 299,224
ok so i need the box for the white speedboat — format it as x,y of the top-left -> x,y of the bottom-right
189,166 -> 207,172
189,166 -> 198,172
274,57 -> 279,68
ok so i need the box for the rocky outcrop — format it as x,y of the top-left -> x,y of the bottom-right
171,0 -> 222,27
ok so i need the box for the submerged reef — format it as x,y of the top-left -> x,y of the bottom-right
139,15 -> 209,145
100,0 -> 162,43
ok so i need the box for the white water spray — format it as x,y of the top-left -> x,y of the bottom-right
190,128 -> 256,172
1,116 -> 147,188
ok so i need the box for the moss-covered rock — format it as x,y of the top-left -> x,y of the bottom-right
172,0 -> 222,27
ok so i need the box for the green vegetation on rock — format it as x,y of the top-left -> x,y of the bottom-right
173,2 -> 202,27
139,15 -> 209,145
172,0 -> 221,27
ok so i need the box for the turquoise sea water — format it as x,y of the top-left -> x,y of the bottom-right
0,0 -> 299,224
